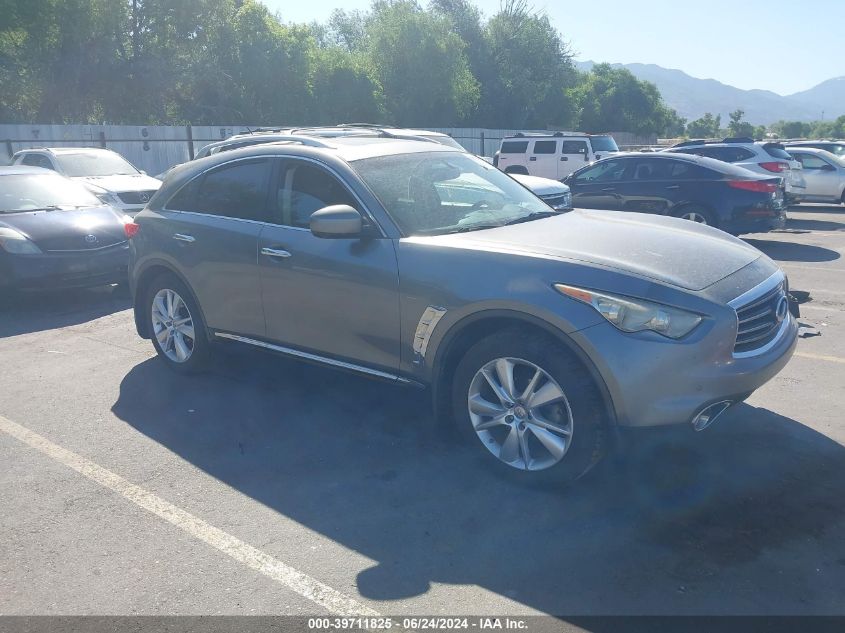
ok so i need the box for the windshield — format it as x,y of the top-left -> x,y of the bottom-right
590,136 -> 619,152
54,151 -> 140,177
0,173 -> 102,212
352,151 -> 551,236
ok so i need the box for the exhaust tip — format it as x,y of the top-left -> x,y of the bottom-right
691,400 -> 733,432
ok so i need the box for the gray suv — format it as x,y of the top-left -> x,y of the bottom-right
128,135 -> 798,483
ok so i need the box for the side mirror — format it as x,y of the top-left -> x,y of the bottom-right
821,163 -> 835,171
310,205 -> 363,239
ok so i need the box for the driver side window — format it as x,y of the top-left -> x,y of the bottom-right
574,160 -> 627,183
275,162 -> 360,229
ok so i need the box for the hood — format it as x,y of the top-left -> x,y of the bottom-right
510,173 -> 570,196
0,205 -> 127,252
72,173 -> 162,195
423,210 -> 762,291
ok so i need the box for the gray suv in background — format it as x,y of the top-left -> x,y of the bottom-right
127,136 -> 798,483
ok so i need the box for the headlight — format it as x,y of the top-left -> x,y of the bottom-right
555,284 -> 702,339
97,192 -> 122,206
0,227 -> 42,254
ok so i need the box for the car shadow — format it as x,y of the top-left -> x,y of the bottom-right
0,285 -> 130,338
112,349 -> 845,615
788,204 -> 843,215
783,218 -> 845,232
743,239 -> 840,263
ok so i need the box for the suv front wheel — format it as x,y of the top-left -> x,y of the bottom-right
452,329 -> 607,484
146,273 -> 210,373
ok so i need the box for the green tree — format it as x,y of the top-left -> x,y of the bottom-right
727,108 -> 754,137
570,64 -> 670,135
773,120 -> 812,138
686,113 -> 721,138
483,0 -> 578,128
364,0 -> 478,126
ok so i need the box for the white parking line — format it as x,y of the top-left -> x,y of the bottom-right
795,352 -> 845,365
0,413 -> 380,617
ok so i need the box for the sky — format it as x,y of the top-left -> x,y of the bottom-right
261,0 -> 845,95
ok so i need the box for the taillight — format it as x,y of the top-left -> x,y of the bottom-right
124,222 -> 140,239
759,161 -> 788,173
728,180 -> 778,193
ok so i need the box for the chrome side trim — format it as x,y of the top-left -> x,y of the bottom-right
412,306 -> 447,362
728,271 -> 784,309
213,332 -> 412,383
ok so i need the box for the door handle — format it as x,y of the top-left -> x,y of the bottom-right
665,185 -> 681,190
173,233 -> 195,243
529,157 -> 537,161
560,156 -> 568,161
600,187 -> 616,192
261,247 -> 292,259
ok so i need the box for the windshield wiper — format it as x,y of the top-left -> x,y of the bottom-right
502,211 -> 561,226
8,205 -> 64,213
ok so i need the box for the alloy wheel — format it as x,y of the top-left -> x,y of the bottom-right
467,357 -> 574,471
679,210 -> 708,224
151,288 -> 195,363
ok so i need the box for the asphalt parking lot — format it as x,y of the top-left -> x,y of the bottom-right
1,205 -> 844,619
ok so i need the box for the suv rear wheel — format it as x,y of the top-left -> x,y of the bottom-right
504,166 -> 529,176
146,273 -> 210,372
451,329 -> 607,484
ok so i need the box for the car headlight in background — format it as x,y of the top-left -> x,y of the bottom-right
555,284 -> 702,339
0,227 -> 42,254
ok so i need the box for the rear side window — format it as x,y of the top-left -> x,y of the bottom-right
20,154 -> 54,170
532,141 -> 557,154
674,146 -> 753,162
708,147 -> 755,162
169,159 -> 271,221
793,154 -> 829,170
501,141 -> 528,154
561,141 -> 589,155
762,144 -> 792,160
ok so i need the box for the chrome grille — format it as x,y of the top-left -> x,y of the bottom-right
541,193 -> 572,210
117,190 -> 156,205
733,281 -> 787,354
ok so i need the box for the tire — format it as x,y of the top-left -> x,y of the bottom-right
841,190 -> 845,206
504,166 -> 529,176
672,205 -> 715,227
145,272 -> 210,373
451,328 -> 608,485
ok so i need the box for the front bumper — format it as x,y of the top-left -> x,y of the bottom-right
1,243 -> 129,290
570,310 -> 798,428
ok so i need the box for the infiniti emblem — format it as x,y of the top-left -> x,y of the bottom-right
85,234 -> 98,244
775,295 -> 789,323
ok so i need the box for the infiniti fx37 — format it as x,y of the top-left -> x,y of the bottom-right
127,136 -> 797,483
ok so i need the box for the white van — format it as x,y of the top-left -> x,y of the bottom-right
493,133 -> 619,180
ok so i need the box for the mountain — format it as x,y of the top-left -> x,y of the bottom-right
787,76 -> 845,119
575,61 -> 843,125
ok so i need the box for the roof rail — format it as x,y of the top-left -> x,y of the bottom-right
511,131 -> 587,138
275,134 -> 337,149
671,139 -> 710,147
337,123 -> 398,129
722,137 -> 755,144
